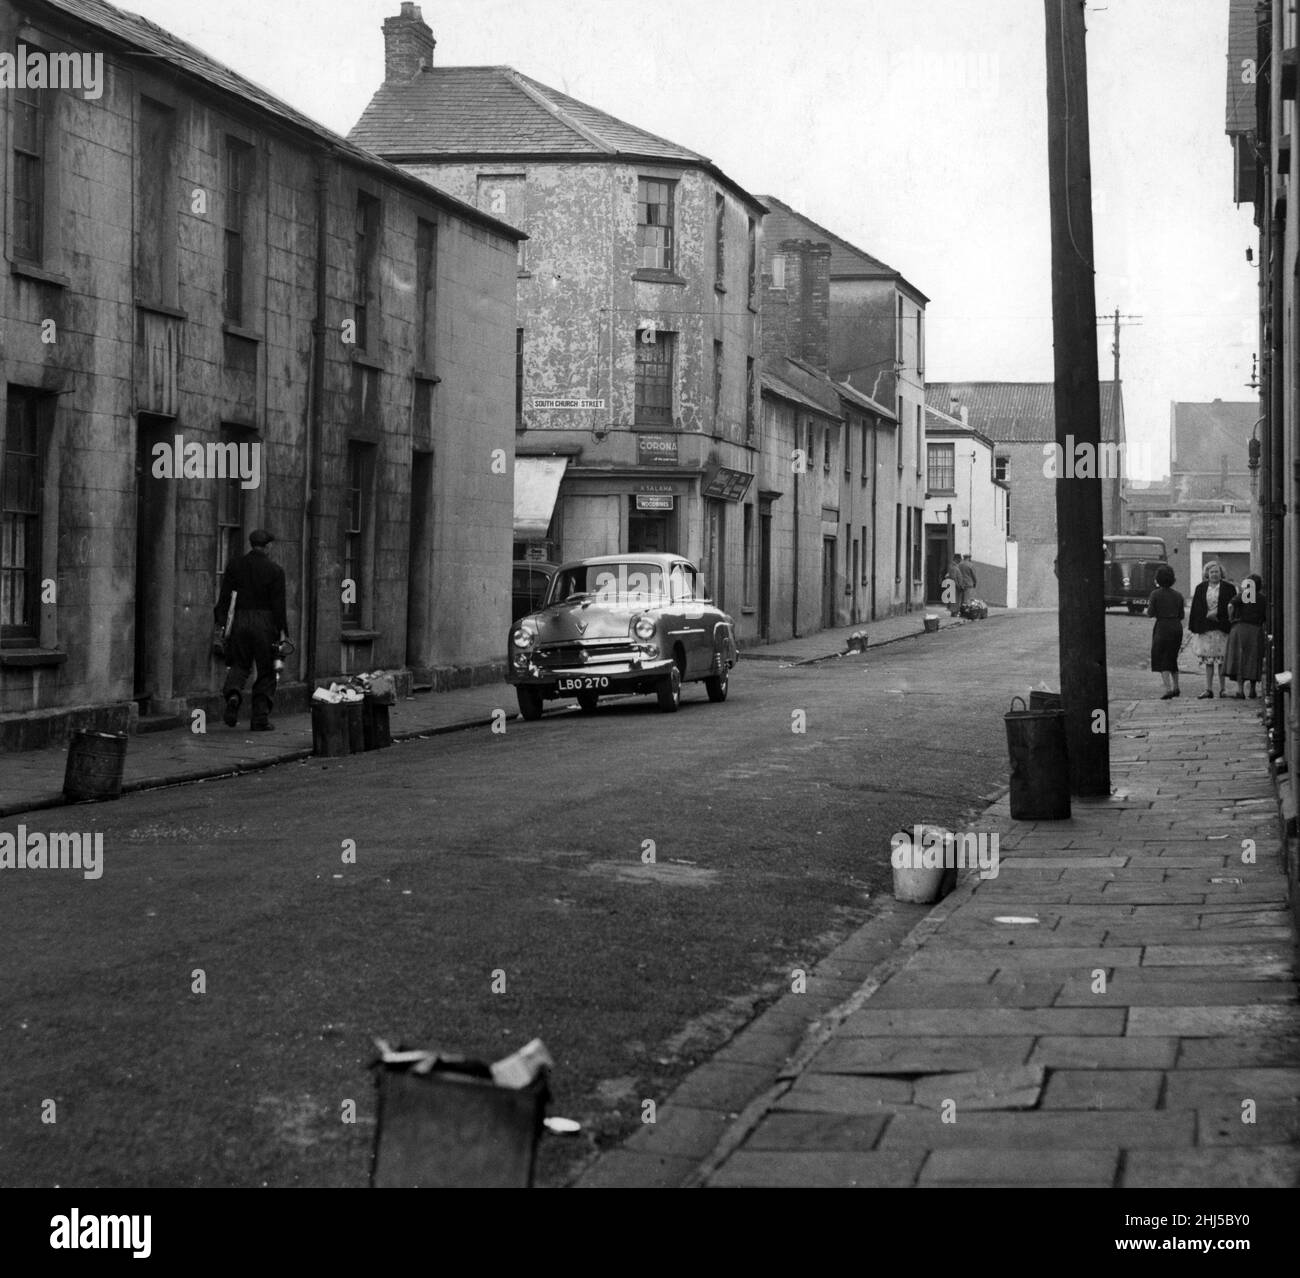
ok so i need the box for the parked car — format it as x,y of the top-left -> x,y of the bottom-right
1102,535 -> 1168,613
507,554 -> 738,719
512,560 -> 558,623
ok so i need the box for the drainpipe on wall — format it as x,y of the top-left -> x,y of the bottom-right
302,151 -> 331,687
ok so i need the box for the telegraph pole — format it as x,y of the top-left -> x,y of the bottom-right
1045,0 -> 1110,795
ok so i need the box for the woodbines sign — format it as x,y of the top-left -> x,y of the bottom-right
637,434 -> 678,465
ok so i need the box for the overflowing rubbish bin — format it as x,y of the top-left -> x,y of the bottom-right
370,1038 -> 552,1188
311,672 -> 397,757
1004,695 -> 1071,820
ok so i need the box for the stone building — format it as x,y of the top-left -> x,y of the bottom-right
922,404 -> 1013,606
0,0 -> 522,748
757,236 -> 899,635
350,5 -> 766,630
925,382 -> 1126,609
757,196 -> 929,618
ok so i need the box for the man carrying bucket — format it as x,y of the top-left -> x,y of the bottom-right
213,529 -> 289,731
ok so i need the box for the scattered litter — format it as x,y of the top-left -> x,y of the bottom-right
667,858 -> 698,866
993,916 -> 1040,925
1209,877 -> 1243,885
544,1117 -> 581,1135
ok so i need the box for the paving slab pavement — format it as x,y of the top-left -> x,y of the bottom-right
572,687 -> 1300,1189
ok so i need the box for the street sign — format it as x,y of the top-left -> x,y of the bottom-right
530,398 -> 605,410
636,494 -> 674,511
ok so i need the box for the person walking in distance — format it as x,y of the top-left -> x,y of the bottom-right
943,555 -> 962,616
1187,560 -> 1236,700
1146,564 -> 1184,700
956,555 -> 978,611
213,529 -> 288,730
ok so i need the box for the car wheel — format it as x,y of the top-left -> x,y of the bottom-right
704,655 -> 729,703
656,662 -> 682,713
516,686 -> 544,721
1127,603 -> 1145,615
576,691 -> 599,713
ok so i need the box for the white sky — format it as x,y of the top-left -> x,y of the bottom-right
121,0 -> 1257,480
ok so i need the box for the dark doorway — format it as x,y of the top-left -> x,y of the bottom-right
759,502 -> 772,640
133,415 -> 172,709
406,450 -> 434,672
926,525 -> 954,604
821,536 -> 837,631
628,508 -> 672,554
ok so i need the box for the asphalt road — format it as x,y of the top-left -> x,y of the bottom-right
0,610 -> 1156,1187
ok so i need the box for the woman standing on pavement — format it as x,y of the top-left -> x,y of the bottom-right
1147,565 -> 1184,700
1187,560 -> 1237,700
1224,573 -> 1265,699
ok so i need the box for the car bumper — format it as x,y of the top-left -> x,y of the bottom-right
507,655 -> 676,693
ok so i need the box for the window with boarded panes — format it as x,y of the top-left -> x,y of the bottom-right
637,179 -> 674,271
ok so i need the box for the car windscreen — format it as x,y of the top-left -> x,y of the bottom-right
548,563 -> 670,604
1105,540 -> 1167,561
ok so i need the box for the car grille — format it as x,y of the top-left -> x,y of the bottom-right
534,641 -> 639,668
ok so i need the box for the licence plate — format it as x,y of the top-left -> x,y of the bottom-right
557,676 -> 609,692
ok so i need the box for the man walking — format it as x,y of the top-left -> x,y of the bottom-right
956,555 -> 978,610
213,529 -> 288,731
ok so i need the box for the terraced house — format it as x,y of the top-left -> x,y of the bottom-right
350,4 -> 768,634
0,0 -> 522,748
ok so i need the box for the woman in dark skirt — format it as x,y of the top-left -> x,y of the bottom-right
1224,573 -> 1265,699
1146,565 -> 1184,699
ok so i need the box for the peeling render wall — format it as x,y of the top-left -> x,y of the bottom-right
404,158 -> 762,619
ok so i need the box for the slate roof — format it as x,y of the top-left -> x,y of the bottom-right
925,403 -> 994,451
758,195 -> 929,303
1226,0 -> 1257,136
925,382 -> 1123,444
32,0 -> 523,239
349,65 -> 764,210
836,380 -> 897,422
761,356 -> 844,421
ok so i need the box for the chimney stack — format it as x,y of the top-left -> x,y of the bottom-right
384,3 -> 435,81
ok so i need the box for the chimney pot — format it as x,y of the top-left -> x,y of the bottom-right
383,4 -> 436,82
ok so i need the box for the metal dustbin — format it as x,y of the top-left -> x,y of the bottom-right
311,701 -> 351,757
362,695 -> 392,750
1004,695 -> 1070,820
64,730 -> 128,801
370,1043 -> 550,1188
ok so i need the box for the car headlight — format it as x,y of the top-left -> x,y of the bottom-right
511,627 -> 535,650
632,616 -> 656,641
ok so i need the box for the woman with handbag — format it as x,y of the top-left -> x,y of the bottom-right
1187,561 -> 1237,700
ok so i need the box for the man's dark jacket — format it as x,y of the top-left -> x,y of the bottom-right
214,548 -> 288,635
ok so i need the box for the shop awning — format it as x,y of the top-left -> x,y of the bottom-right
514,457 -> 568,539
